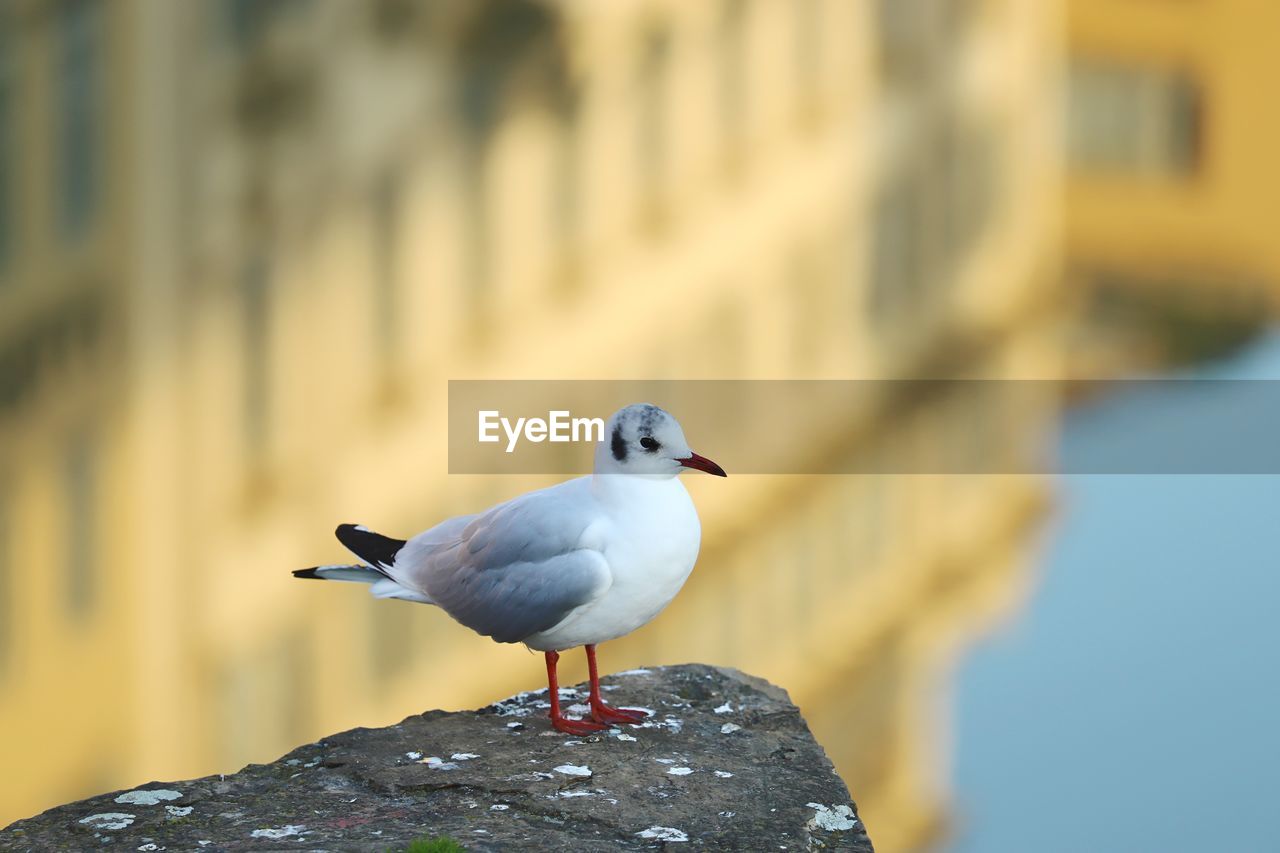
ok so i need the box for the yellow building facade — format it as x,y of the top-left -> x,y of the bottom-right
0,1 -> 1064,849
1065,0 -> 1280,369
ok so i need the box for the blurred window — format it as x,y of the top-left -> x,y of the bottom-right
870,113 -> 1000,324
370,600 -> 414,688
939,114 -> 1000,267
552,103 -> 582,290
1068,60 -> 1201,177
635,27 -> 671,229
462,154 -> 491,305
877,0 -> 935,85
223,0 -> 262,47
0,31 -> 13,271
65,431 -> 97,618
221,0 -> 307,51
877,0 -> 978,90
788,245 -> 824,370
792,0 -> 822,121
716,0 -> 749,176
372,171 -> 401,381
277,628 -> 313,743
0,489 -> 8,673
812,633 -> 903,793
870,168 -> 926,321
240,253 -> 271,465
219,656 -> 256,767
56,0 -> 103,242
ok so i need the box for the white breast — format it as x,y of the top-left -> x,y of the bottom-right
523,476 -> 701,651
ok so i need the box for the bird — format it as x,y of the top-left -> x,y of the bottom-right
293,403 -> 726,735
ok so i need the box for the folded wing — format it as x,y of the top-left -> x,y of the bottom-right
391,485 -> 611,644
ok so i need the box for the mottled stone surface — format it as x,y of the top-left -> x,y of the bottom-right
0,665 -> 872,851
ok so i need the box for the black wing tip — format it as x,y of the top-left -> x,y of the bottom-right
333,523 -> 363,553
293,567 -> 322,580
334,523 -> 407,568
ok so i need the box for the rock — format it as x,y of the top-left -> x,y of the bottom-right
0,665 -> 872,851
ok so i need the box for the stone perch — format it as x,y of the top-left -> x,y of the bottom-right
0,665 -> 873,851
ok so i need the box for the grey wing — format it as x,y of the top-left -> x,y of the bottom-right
402,486 -> 610,644
393,513 -> 478,572
423,547 -> 610,643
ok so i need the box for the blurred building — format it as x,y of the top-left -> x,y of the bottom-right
1065,0 -> 1280,371
0,0 -> 1064,849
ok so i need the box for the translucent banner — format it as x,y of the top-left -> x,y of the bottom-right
447,380 -> 1280,475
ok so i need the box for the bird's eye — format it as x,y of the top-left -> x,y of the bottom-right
639,436 -> 660,451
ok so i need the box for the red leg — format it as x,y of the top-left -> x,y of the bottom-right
545,650 -> 606,735
586,644 -> 649,725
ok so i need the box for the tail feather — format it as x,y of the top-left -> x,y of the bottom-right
292,562 -> 431,604
334,523 -> 407,570
293,564 -> 387,583
371,577 -> 432,603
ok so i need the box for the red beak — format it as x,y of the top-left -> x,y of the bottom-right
678,452 -> 727,477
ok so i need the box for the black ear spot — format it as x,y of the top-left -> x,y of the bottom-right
611,426 -> 627,461
639,436 -> 660,452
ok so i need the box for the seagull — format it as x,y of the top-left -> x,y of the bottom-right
294,403 -> 726,735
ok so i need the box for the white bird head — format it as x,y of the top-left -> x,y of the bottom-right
594,404 -> 727,478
